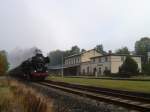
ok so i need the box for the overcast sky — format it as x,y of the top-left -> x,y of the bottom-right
0,0 -> 150,53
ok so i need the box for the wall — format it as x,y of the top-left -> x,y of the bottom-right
81,50 -> 101,63
91,55 -> 142,75
80,61 -> 91,75
90,56 -> 111,76
110,56 -> 124,73
110,56 -> 142,73
65,56 -> 81,66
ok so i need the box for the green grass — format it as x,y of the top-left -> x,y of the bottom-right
69,75 -> 150,80
48,76 -> 150,93
130,75 -> 150,80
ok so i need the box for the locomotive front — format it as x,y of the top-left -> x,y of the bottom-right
20,50 -> 50,81
30,53 -> 49,80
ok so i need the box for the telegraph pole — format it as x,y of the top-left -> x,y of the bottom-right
61,55 -> 64,78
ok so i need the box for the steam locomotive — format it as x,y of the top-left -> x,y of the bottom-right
9,50 -> 50,81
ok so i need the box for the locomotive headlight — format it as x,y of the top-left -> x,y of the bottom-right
34,70 -> 37,72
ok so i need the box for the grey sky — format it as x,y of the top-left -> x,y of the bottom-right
0,0 -> 150,53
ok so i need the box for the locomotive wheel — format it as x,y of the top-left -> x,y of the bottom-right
26,75 -> 32,81
41,77 -> 45,81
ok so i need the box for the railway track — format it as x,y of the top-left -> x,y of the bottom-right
38,80 -> 150,112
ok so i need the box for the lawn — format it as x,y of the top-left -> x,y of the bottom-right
48,76 -> 150,93
63,75 -> 150,80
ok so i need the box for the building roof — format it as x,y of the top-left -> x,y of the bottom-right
64,49 -> 101,59
64,53 -> 81,59
90,54 -> 142,59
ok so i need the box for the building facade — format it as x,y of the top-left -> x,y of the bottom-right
148,52 -> 150,63
64,49 -> 102,75
89,54 -> 142,76
50,50 -> 142,76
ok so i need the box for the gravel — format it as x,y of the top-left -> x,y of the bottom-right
24,82 -> 140,112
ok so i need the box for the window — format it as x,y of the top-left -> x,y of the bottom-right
99,58 -> 101,62
87,66 -> 89,74
83,69 -> 85,75
71,59 -> 73,64
93,59 -> 95,62
99,68 -> 101,74
67,60 -> 69,64
105,67 -> 108,70
73,58 -> 75,64
78,58 -> 80,63
93,68 -> 97,75
105,57 -> 108,62
66,60 -> 68,65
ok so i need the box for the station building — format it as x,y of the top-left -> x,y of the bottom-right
64,49 -> 102,75
89,54 -> 142,76
64,51 -> 142,76
148,52 -> 150,63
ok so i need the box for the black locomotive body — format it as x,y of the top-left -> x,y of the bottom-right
9,52 -> 50,81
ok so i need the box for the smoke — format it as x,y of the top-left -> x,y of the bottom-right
8,47 -> 39,69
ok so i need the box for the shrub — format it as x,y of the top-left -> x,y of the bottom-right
104,70 -> 111,76
142,63 -> 150,75
119,56 -> 139,76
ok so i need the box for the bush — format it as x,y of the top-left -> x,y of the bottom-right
104,70 -> 111,76
119,56 -> 139,76
142,63 -> 150,75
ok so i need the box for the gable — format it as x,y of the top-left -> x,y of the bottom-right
81,49 -> 102,62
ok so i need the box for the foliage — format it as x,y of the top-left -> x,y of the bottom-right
48,45 -> 81,66
115,47 -> 130,55
119,56 -> 139,75
94,44 -> 105,54
135,37 -> 150,63
142,63 -> 150,75
69,45 -> 80,55
103,69 -> 111,76
0,51 -> 9,75
81,49 -> 86,52
48,50 -> 64,66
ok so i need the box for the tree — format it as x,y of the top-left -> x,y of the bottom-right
119,56 -> 139,76
0,51 -> 9,75
115,47 -> 130,55
95,44 -> 105,54
135,37 -> 150,63
48,46 -> 81,66
142,63 -> 150,75
81,49 -> 86,53
69,45 -> 80,55
48,50 -> 64,66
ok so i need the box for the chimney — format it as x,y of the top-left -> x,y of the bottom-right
108,50 -> 112,54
